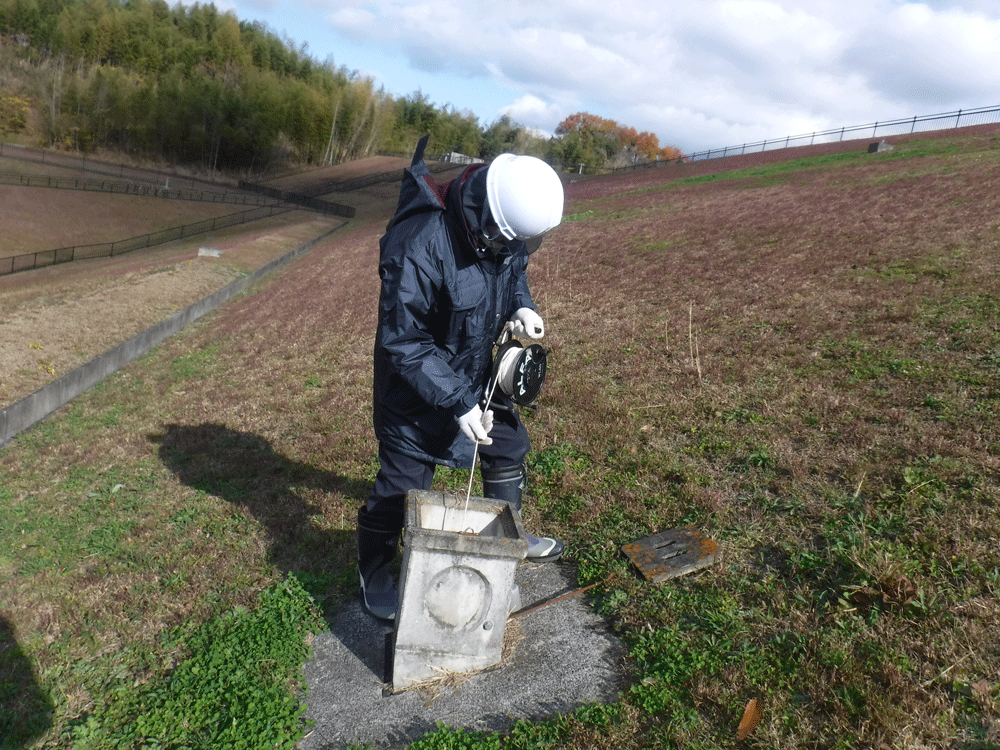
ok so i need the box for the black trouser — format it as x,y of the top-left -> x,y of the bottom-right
358,408 -> 530,579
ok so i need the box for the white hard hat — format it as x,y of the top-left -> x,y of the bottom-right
486,154 -> 564,240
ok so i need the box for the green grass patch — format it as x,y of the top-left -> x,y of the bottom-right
651,150 -> 868,190
69,575 -> 324,750
170,343 -> 221,379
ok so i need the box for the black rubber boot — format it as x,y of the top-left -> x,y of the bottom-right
357,505 -> 404,621
481,463 -> 564,562
481,463 -> 526,512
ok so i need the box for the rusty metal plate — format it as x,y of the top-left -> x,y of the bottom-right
621,526 -> 718,583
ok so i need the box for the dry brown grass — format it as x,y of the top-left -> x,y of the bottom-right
0,207 -> 338,405
0,184 -> 240,257
527,128 -> 1000,749
3,128 -> 1000,748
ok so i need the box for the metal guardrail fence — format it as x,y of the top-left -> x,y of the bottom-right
685,104 -> 1000,161
607,104 -> 1000,174
0,204 -> 292,276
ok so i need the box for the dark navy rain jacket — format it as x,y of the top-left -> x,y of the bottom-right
373,137 -> 537,468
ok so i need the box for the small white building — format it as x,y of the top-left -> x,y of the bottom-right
442,151 -> 485,165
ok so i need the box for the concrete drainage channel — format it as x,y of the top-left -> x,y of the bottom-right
0,222 -> 346,448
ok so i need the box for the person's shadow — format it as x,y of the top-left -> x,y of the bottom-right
1,616 -> 54,749
148,423 -> 388,678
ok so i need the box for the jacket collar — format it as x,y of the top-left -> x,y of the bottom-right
445,164 -> 498,260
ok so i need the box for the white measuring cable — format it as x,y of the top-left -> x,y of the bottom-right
457,323 -> 513,532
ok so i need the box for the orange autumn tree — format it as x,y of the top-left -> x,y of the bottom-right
552,112 -> 682,170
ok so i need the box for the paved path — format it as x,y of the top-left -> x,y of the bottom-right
299,562 -> 624,749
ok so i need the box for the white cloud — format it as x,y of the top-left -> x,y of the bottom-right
328,6 -> 377,37
500,95 -> 565,136
278,0 -> 1000,152
839,3 -> 1000,107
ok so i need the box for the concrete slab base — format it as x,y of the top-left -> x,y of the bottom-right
299,562 -> 624,749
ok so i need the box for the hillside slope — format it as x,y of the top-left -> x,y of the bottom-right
3,127 -> 1000,749
0,153 -> 424,405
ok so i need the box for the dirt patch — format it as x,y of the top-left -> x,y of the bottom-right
1,151 -> 400,412
0,211 -> 343,406
0,184 -> 240,257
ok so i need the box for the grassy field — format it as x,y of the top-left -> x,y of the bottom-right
2,129 -> 1000,749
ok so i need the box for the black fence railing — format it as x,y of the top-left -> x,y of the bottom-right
2,142 -> 360,275
0,172 -> 277,206
237,180 -> 356,217
292,161 -> 458,199
0,142 -> 235,192
1,205 -> 292,276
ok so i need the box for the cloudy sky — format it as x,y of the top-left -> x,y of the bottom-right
219,0 -> 1000,154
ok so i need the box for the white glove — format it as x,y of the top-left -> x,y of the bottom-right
510,307 -> 544,339
457,405 -> 494,445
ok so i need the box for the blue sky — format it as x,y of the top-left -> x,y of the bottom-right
217,0 -> 1000,154
228,0 -> 525,123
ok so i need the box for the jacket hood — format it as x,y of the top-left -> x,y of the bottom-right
385,135 -> 511,260
384,135 -> 450,233
445,163 -> 491,256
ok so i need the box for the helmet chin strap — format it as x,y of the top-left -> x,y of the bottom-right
478,213 -> 514,255
477,231 -> 508,255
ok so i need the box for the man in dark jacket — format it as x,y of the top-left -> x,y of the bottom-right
358,136 -> 566,620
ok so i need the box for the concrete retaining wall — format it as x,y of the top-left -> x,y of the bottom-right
0,223 -> 345,448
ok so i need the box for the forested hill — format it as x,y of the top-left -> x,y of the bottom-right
0,0 -> 470,172
0,0 -> 680,174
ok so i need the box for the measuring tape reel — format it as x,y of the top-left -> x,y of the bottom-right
489,328 -> 549,407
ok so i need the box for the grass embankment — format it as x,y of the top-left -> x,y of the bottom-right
3,131 -> 1000,748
